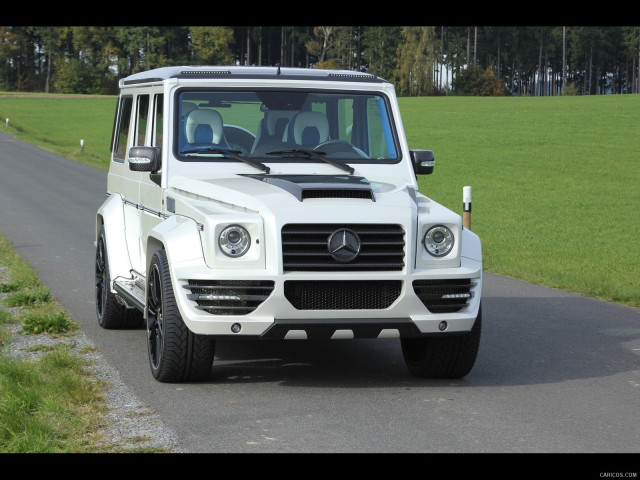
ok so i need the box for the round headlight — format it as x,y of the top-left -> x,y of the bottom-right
219,225 -> 251,257
423,225 -> 454,257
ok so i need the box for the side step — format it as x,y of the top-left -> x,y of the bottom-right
113,275 -> 146,312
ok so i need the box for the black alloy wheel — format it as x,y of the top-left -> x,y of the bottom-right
146,249 -> 215,382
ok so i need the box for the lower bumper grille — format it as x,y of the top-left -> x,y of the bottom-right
284,280 -> 401,310
185,280 -> 275,315
412,279 -> 474,313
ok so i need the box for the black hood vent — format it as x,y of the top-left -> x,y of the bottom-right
245,174 -> 375,202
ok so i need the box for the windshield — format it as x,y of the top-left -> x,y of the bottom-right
175,89 -> 398,165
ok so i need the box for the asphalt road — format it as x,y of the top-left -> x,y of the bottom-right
1,130 -> 639,456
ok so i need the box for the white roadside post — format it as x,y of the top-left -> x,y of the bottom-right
80,139 -> 84,151
463,186 -> 472,230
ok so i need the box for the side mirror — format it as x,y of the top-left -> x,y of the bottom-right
128,146 -> 161,173
410,150 -> 435,175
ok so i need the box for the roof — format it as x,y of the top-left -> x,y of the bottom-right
120,65 -> 388,86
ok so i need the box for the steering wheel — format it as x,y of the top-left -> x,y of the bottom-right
314,140 -> 363,157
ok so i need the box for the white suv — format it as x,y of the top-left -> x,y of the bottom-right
95,66 -> 482,382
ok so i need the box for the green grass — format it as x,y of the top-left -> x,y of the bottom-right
20,311 -> 79,335
0,231 -> 170,452
401,94 -> 640,306
0,233 -> 105,452
3,287 -> 53,308
1,92 -> 638,307
0,93 -> 116,170
0,348 -> 106,452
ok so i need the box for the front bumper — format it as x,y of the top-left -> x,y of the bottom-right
168,256 -> 482,338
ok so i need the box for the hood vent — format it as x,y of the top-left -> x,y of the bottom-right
246,174 -> 375,202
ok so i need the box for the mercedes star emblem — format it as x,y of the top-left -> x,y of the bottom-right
328,228 -> 361,263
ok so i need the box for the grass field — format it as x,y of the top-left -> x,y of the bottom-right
0,92 -> 638,307
0,93 -> 116,169
401,94 -> 639,307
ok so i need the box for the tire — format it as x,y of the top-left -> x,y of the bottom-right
401,305 -> 482,379
146,249 -> 215,382
95,225 -> 143,329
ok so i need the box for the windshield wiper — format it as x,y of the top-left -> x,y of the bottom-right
180,147 -> 270,173
266,149 -> 354,175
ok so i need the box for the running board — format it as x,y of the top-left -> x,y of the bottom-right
113,276 -> 146,312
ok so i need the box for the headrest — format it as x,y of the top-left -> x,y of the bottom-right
185,109 -> 224,144
265,110 -> 295,136
290,111 -> 329,146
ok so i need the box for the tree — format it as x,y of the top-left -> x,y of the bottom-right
394,26 -> 437,96
189,26 -> 235,65
0,26 -> 636,96
306,26 -> 335,67
622,26 -> 640,93
363,26 -> 402,81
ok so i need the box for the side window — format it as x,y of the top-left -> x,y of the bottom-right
114,96 -> 133,161
368,97 -> 397,159
152,94 -> 163,148
136,95 -> 150,146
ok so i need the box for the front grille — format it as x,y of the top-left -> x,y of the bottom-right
281,224 -> 405,271
284,280 -> 402,310
184,280 -> 274,315
412,279 -> 474,313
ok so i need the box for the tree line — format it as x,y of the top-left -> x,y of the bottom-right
1,26 -> 639,97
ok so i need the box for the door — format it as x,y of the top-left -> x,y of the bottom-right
138,92 -> 165,276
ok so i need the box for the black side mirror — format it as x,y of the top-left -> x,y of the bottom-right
128,146 -> 161,173
410,150 -> 435,175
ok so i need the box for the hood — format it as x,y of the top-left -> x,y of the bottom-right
168,173 -> 415,214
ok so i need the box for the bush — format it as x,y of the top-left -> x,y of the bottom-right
21,312 -> 78,335
453,67 -> 509,96
562,82 -> 579,96
3,287 -> 52,307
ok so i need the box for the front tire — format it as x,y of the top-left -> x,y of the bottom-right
146,249 -> 215,382
401,306 -> 482,379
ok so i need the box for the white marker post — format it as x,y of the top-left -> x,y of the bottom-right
463,186 -> 472,230
80,139 -> 84,151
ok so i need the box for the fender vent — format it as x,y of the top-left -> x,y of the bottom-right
184,280 -> 274,315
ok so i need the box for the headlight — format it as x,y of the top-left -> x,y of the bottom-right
219,225 -> 251,257
423,225 -> 454,257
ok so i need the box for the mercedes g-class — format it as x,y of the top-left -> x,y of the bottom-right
95,66 -> 482,382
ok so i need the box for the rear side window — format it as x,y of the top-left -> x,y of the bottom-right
114,96 -> 133,161
152,94 -> 163,148
135,95 -> 150,146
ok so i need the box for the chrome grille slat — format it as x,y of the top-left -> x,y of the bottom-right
187,294 -> 270,301
183,284 -> 273,291
282,263 -> 405,269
